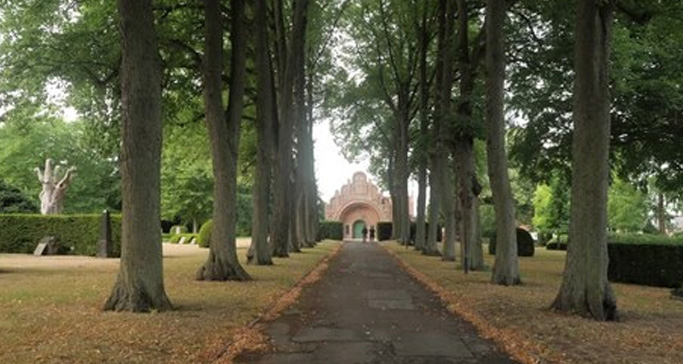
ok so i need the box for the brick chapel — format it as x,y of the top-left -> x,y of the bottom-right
324,172 -> 393,239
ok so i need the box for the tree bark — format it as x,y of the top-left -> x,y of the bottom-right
196,0 -> 250,281
424,157 -> 442,256
551,0 -> 617,321
104,0 -> 172,312
248,0 -> 275,265
487,0 -> 520,285
36,159 -> 76,215
272,0 -> 309,257
414,3 -> 430,252
658,192 -> 666,234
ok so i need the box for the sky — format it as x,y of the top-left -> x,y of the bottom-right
312,118 -> 371,202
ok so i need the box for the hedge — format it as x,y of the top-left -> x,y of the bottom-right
0,213 -> 122,256
608,243 -> 683,288
488,228 -> 535,257
317,221 -> 343,241
170,233 -> 199,244
377,222 -> 393,241
198,220 -> 213,248
409,222 -> 443,243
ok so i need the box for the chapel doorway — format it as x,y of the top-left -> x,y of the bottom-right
352,220 -> 366,239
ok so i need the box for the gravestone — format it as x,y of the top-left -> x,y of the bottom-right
34,236 -> 59,256
97,209 -> 113,258
178,236 -> 188,245
189,237 -> 197,245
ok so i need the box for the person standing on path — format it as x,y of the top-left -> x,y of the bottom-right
362,226 -> 368,243
369,226 -> 376,242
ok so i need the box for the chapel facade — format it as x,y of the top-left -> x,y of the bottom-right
325,172 -> 393,239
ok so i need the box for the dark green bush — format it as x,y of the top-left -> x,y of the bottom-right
316,221 -> 343,241
608,243 -> 683,288
0,214 -> 122,256
377,222 -> 392,241
170,233 -> 199,244
0,180 -> 38,213
198,219 -> 213,248
488,228 -> 535,257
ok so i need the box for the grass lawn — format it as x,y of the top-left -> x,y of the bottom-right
0,241 -> 340,364
384,242 -> 683,364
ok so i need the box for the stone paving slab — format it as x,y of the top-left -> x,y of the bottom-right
236,242 -> 517,364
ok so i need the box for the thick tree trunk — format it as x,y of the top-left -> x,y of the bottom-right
395,105 -> 411,245
551,0 -> 617,321
414,4 -> 430,252
486,0 -> 520,285
104,0 -> 172,312
272,0 -> 309,257
470,196 -> 485,269
36,159 -> 76,215
424,159 -> 442,256
196,0 -> 250,281
247,0 -> 275,266
440,154 -> 457,261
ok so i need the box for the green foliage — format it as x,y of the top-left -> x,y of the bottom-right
608,178 -> 648,232
0,214 -> 121,256
377,222 -> 393,241
316,221 -> 343,241
0,121 -> 120,213
198,219 -> 213,248
0,179 -> 38,213
480,204 -> 496,238
608,233 -> 683,246
170,233 -> 199,244
532,175 -> 570,234
488,228 -> 535,257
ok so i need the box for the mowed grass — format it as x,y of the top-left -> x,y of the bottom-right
384,242 -> 683,364
0,241 -> 339,364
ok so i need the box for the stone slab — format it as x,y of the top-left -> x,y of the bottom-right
393,332 -> 474,358
368,299 -> 415,310
292,327 -> 364,343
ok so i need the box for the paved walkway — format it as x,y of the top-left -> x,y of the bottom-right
236,242 -> 516,364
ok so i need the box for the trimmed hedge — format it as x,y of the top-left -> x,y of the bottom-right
170,233 -> 199,244
198,220 -> 213,248
608,243 -> 683,288
0,213 -> 122,256
377,222 -> 392,241
317,221 -> 343,241
409,222 -> 443,243
488,228 -> 535,257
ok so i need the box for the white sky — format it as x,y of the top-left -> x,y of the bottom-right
313,118 -> 371,202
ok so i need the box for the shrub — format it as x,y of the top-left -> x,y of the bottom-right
488,228 -> 535,257
0,213 -> 122,256
170,233 -> 199,244
608,243 -> 683,288
409,222 -> 443,243
0,180 -> 38,213
546,234 -> 569,250
316,221 -> 343,241
198,220 -> 213,248
377,222 -> 392,241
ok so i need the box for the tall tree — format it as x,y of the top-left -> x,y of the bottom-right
196,0 -> 250,281
552,0 -> 617,321
247,0 -> 276,265
104,0 -> 172,312
271,0 -> 310,257
486,0 -> 521,285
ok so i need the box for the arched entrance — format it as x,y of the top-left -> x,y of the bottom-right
352,220 -> 366,239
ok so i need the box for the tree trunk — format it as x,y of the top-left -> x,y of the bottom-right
424,159 -> 442,256
414,3 -> 430,252
36,159 -> 76,215
486,0 -> 520,285
272,0 -> 309,257
551,0 -> 617,321
658,192 -> 667,234
104,0 -> 172,312
440,154 -> 457,261
247,0 -> 275,266
196,0 -> 250,281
